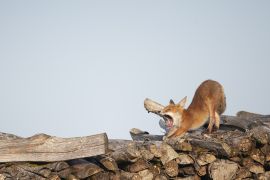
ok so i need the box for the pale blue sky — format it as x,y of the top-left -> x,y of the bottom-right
0,1 -> 269,139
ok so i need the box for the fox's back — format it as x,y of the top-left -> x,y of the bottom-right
189,80 -> 226,115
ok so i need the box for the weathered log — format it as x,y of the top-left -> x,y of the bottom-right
175,175 -> 201,180
237,111 -> 270,122
229,156 -> 241,163
204,130 -> 253,156
0,174 -> 6,180
110,142 -> 141,163
90,171 -> 122,180
235,167 -> 252,179
110,140 -> 161,159
250,149 -> 265,165
48,174 -> 61,180
237,111 -> 264,118
248,163 -> 265,174
46,161 -> 70,172
0,163 -> 47,180
187,135 -> 233,157
164,159 -> 178,177
165,137 -> 192,151
127,159 -> 149,173
196,153 -> 216,166
109,139 -> 138,151
148,144 -> 162,158
249,126 -> 270,145
69,159 -> 103,179
196,166 -> 207,176
120,171 -> 141,180
221,114 -> 270,132
219,115 -> 255,131
89,171 -> 111,180
180,166 -> 196,176
140,148 -> 155,161
261,144 -> 270,161
149,165 -> 161,177
177,154 -> 194,165
144,98 -> 164,115
242,157 -> 265,174
109,139 -> 162,151
57,168 -> 72,179
99,157 -> 118,171
109,139 -> 164,162
160,143 -> 179,165
0,133 -> 108,162
208,159 -> 238,180
188,130 -> 252,159
242,157 -> 254,167
66,174 -> 79,180
130,128 -> 163,141
116,140 -> 156,161
258,171 -> 270,180
227,132 -> 253,153
138,169 -> 154,180
0,161 -> 71,180
154,175 -> 167,180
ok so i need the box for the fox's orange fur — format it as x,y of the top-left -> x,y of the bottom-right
161,80 -> 226,138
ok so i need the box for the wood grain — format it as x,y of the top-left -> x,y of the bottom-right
0,133 -> 108,162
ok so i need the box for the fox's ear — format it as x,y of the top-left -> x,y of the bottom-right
169,99 -> 175,105
177,96 -> 187,107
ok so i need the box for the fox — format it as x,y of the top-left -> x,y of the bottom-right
160,80 -> 226,138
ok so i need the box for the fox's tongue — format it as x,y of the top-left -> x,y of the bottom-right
166,119 -> 173,128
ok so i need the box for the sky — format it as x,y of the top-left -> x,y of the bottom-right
0,1 -> 269,139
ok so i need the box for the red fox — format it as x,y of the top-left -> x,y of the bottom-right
160,80 -> 226,138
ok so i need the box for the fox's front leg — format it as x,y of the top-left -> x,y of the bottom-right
167,127 -> 188,138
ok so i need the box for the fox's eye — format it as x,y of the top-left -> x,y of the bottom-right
165,108 -> 170,112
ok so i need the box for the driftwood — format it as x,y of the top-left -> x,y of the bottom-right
0,133 -> 108,162
130,128 -> 163,141
144,98 -> 164,115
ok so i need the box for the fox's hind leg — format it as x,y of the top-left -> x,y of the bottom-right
207,117 -> 214,133
214,112 -> 220,129
207,103 -> 216,133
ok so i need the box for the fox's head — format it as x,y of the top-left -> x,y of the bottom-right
160,96 -> 187,130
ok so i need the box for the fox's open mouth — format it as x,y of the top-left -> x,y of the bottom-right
163,115 -> 174,129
